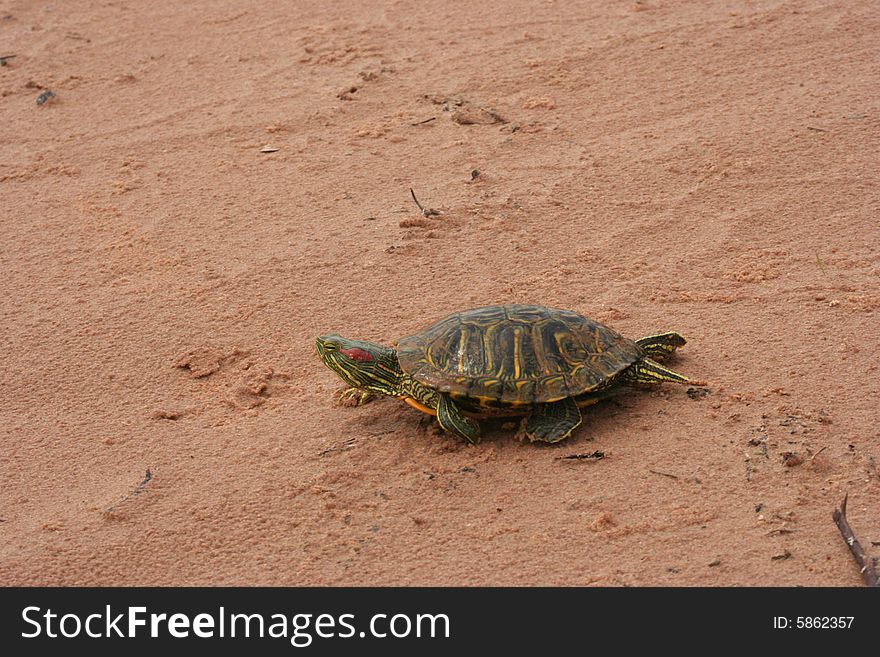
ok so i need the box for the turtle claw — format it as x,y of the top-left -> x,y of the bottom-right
335,387 -> 376,407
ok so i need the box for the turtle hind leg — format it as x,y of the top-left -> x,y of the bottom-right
436,394 -> 481,444
622,357 -> 689,386
636,332 -> 687,362
524,397 -> 582,443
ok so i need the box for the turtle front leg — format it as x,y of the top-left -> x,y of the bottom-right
523,397 -> 582,443
622,358 -> 689,386
436,394 -> 481,444
335,386 -> 378,407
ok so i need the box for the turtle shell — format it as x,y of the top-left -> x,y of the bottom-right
396,304 -> 643,404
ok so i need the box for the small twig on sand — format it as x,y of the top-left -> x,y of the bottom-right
0,54 -> 16,66
320,438 -> 357,457
409,188 -> 440,217
557,451 -> 605,461
806,126 -> 827,132
105,468 -> 153,514
809,445 -> 828,461
832,494 -> 880,587
410,116 -> 436,126
649,469 -> 679,479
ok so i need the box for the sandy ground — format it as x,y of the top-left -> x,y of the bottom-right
1,0 -> 878,586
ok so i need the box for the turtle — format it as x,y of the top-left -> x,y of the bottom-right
315,304 -> 695,444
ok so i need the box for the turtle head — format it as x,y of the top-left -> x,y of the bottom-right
316,334 -> 402,395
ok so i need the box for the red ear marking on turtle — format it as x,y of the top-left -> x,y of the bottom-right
340,347 -> 374,362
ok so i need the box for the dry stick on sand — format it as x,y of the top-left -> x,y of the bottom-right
557,451 -> 606,461
105,468 -> 153,515
649,469 -> 679,479
409,188 -> 440,217
832,494 -> 880,587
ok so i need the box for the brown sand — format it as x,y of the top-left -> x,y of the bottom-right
1,1 -> 878,586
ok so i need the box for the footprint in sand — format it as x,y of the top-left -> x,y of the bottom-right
172,347 -> 288,412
